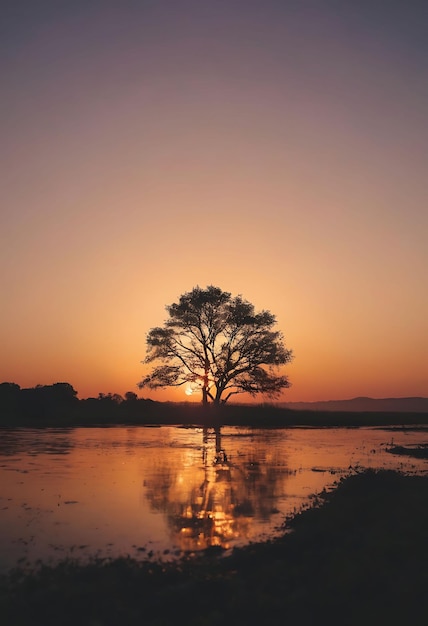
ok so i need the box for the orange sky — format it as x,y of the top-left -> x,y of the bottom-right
1,1 -> 427,402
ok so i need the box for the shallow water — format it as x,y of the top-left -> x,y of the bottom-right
0,424 -> 427,572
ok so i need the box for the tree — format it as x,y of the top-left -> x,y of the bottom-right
124,391 -> 138,402
138,286 -> 293,405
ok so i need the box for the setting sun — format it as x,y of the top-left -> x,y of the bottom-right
0,1 -> 426,404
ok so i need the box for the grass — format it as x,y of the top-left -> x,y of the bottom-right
1,469 -> 427,626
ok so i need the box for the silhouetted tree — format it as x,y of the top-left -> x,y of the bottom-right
97,392 -> 124,404
124,391 -> 138,402
138,286 -> 293,405
15,383 -> 78,420
0,383 -> 21,418
49,382 -> 79,404
0,382 -> 21,400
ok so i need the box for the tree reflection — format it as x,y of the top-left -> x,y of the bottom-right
143,427 -> 289,552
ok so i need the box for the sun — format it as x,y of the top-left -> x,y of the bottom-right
185,386 -> 193,396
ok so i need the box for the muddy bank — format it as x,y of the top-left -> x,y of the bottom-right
1,470 -> 427,626
387,443 -> 428,459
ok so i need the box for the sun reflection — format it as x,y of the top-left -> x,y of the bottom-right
142,427 -> 288,552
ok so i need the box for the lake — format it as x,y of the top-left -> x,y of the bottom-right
1,425 -> 427,573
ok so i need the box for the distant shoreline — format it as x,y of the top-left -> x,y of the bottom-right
1,405 -> 428,429
1,382 -> 428,428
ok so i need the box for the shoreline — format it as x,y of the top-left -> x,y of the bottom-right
1,469 -> 427,625
2,405 -> 428,429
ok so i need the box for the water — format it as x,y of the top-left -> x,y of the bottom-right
0,425 -> 427,573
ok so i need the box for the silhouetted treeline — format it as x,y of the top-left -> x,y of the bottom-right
0,383 -> 158,426
0,382 -> 79,423
1,382 -> 428,427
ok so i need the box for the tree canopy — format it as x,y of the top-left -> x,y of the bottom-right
138,286 -> 293,405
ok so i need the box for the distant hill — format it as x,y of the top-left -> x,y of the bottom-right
280,397 -> 428,413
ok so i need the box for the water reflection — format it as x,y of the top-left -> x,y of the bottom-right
0,425 -> 426,572
144,427 -> 291,552
0,428 -> 74,456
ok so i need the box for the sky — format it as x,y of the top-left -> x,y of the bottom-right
1,0 -> 427,402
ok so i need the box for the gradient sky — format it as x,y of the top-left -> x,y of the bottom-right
1,0 -> 427,402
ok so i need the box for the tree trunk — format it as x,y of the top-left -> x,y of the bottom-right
214,383 -> 224,405
202,358 -> 209,406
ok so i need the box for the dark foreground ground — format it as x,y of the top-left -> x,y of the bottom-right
1,469 -> 427,626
